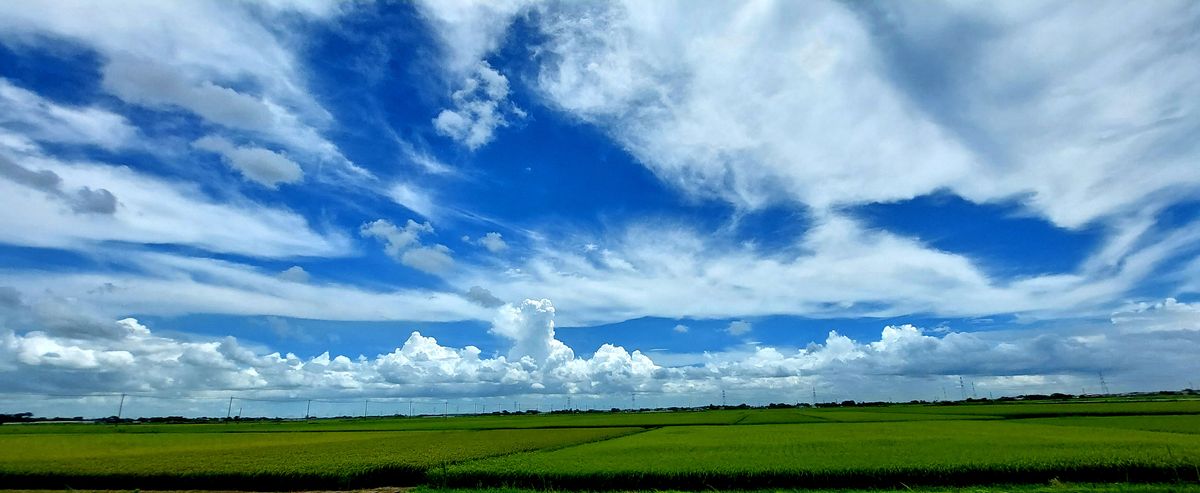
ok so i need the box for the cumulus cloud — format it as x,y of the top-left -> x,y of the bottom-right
1,296 -> 1197,414
464,286 -> 504,308
726,320 -> 752,336
361,219 -> 455,274
0,155 -> 118,215
193,135 -> 303,188
433,62 -> 522,149
479,232 -> 508,253
464,232 -> 509,253
401,245 -> 455,274
1111,298 -> 1200,333
277,266 -> 310,283
672,324 -> 688,333
0,295 -> 663,401
490,299 -> 566,364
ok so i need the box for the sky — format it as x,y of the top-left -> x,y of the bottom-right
1,0 -> 1199,418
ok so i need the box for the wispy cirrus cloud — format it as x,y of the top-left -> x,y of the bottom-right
0,147 -> 349,258
0,0 -> 368,184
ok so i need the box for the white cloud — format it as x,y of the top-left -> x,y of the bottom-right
464,231 -> 509,253
450,214 -> 1191,326
400,142 -> 456,175
526,1 -> 974,211
386,182 -> 440,220
726,320 -> 751,336
0,1 -> 368,183
0,148 -> 348,258
433,62 -> 521,149
0,155 -> 117,215
1111,298 -> 1200,333
1,296 -> 1197,412
361,219 -> 455,274
480,232 -> 508,253
464,286 -> 504,308
277,266 -> 310,283
0,78 -> 137,150
193,135 -> 303,188
414,0 -> 533,75
401,245 -> 455,274
2,252 -> 490,322
672,324 -> 688,333
415,1 -> 1200,229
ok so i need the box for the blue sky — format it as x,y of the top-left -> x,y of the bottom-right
1,0 -> 1199,417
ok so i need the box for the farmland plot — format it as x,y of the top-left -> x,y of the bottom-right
437,420 -> 1200,489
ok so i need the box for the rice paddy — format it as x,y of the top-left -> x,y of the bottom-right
1,398 -> 1198,491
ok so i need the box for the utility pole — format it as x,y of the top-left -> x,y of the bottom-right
364,399 -> 369,418
227,396 -> 234,420
117,393 -> 126,420
305,399 -> 312,420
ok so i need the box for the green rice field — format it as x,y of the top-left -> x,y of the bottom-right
2,398 -> 1199,491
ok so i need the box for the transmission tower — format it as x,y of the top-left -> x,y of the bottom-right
1099,372 -> 1110,394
